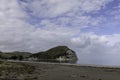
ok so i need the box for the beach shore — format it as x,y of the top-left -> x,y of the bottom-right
1,61 -> 120,80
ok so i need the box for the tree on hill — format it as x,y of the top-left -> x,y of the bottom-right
0,54 -> 1,59
10,55 -> 18,60
0,51 -> 2,53
18,55 -> 23,60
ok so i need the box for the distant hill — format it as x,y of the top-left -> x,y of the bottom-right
0,46 -> 78,63
30,46 -> 77,63
0,51 -> 31,60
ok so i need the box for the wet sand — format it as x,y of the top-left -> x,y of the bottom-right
25,62 -> 120,80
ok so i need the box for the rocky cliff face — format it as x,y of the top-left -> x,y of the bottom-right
31,46 -> 78,63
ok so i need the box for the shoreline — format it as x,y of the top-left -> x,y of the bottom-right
5,60 -> 120,69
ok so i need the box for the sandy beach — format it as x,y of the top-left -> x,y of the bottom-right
30,62 -> 120,80
1,61 -> 120,80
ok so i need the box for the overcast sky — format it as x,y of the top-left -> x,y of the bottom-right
0,0 -> 120,60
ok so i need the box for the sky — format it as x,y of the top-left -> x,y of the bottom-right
1,0 -> 120,63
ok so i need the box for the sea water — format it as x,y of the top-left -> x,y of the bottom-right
77,53 -> 120,67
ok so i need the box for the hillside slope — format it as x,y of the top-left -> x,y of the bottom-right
31,46 -> 77,63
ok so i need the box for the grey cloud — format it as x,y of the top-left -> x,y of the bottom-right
0,0 -> 120,59
19,0 -> 113,29
20,0 -> 112,18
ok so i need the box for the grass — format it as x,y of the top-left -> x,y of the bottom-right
0,60 -> 36,80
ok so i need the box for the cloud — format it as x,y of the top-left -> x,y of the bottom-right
20,0 -> 113,28
71,33 -> 108,54
70,33 -> 120,56
20,0 -> 112,18
71,33 -> 108,48
20,0 -> 79,18
1,0 -> 120,60
0,0 -> 79,52
80,0 -> 113,12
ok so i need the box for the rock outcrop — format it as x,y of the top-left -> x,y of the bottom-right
31,46 -> 78,63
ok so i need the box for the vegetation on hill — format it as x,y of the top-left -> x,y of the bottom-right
0,51 -> 31,60
30,46 -> 77,62
0,46 -> 78,63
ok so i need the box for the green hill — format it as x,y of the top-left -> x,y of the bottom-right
31,46 -> 77,63
0,51 -> 31,60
